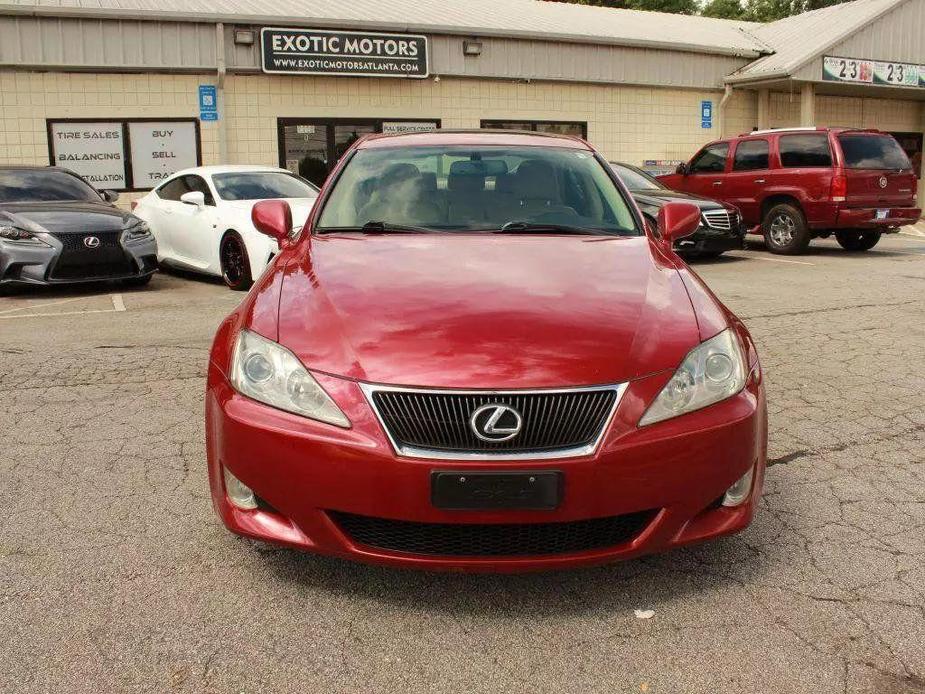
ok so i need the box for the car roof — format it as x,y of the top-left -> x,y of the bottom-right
357,129 -> 593,150
0,165 -> 70,172
170,164 -> 291,177
738,126 -> 888,137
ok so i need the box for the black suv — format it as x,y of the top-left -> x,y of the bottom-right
610,162 -> 746,258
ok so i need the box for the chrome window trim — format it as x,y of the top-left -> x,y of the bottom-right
359,382 -> 628,461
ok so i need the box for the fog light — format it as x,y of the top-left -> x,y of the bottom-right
223,466 -> 257,510
722,467 -> 754,507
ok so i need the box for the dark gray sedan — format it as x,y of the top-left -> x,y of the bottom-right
0,166 -> 157,287
610,162 -> 746,258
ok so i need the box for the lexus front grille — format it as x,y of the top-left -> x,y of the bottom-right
329,509 -> 656,557
361,383 -> 626,460
701,209 -> 735,230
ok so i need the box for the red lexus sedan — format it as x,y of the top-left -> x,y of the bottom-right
206,130 -> 767,572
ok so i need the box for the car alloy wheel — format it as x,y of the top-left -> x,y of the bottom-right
220,233 -> 253,291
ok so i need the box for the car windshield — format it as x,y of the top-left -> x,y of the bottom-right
212,172 -> 319,201
611,163 -> 665,191
0,169 -> 101,203
837,134 -> 912,170
316,145 -> 639,235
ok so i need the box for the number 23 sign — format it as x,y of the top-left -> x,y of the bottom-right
824,55 -> 922,88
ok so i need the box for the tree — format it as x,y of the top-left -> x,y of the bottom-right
701,0 -> 748,19
549,0 -> 696,12
628,0 -> 697,13
550,0 -> 853,20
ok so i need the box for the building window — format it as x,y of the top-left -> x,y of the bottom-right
481,120 -> 587,138
278,118 -> 440,187
46,118 -> 201,192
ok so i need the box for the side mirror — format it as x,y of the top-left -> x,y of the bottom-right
675,163 -> 689,176
101,190 -> 120,203
252,199 -> 293,245
180,191 -> 205,208
657,201 -> 701,245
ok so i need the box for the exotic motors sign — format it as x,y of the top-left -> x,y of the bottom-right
261,27 -> 428,78
823,55 -> 924,88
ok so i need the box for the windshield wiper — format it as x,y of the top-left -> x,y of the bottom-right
496,221 -> 603,235
318,221 -> 439,234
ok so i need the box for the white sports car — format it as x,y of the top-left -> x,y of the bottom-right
133,165 -> 319,290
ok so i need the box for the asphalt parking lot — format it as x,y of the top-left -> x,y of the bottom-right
2,235 -> 924,694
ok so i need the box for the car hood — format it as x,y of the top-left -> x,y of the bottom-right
225,198 -> 318,227
0,201 -> 132,233
628,189 -> 727,210
275,235 -> 708,389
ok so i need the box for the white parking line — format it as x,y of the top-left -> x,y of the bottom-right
741,254 -> 816,266
0,293 -> 128,320
0,295 -> 86,315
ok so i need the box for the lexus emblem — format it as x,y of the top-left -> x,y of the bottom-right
878,176 -> 888,189
83,236 -> 101,248
470,403 -> 523,442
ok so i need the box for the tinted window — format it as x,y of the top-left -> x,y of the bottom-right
779,134 -> 833,168
183,175 -> 215,206
317,145 -> 638,235
156,177 -> 189,202
0,169 -> 100,202
838,135 -> 912,170
733,139 -> 769,171
689,143 -> 729,174
611,163 -> 665,191
212,172 -> 319,201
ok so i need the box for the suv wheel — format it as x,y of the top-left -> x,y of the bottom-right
762,203 -> 811,255
835,230 -> 881,251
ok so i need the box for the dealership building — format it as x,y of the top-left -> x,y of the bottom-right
0,0 -> 923,202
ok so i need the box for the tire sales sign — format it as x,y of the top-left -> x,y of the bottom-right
823,56 -> 923,88
261,28 -> 428,78
49,122 -> 126,188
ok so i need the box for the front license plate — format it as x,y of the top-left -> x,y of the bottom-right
875,209 -> 889,220
431,471 -> 562,510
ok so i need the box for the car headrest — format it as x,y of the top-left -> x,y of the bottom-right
380,163 -> 421,187
420,172 -> 437,192
512,160 -> 559,200
448,172 -> 485,193
495,173 -> 515,194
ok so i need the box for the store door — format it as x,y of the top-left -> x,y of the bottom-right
279,119 -> 440,187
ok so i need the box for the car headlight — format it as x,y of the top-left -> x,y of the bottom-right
639,328 -> 747,426
0,224 -> 49,246
121,220 -> 152,242
230,329 -> 350,427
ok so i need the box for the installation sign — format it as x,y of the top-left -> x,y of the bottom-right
823,55 -> 923,88
261,28 -> 428,78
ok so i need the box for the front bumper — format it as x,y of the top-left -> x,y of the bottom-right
675,226 -> 746,255
834,206 -> 921,229
0,235 -> 158,285
206,362 -> 768,572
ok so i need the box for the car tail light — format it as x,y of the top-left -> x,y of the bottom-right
130,200 -> 138,211
830,172 -> 847,202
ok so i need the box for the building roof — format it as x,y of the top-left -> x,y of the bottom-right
727,0 -> 907,83
0,0 -> 767,57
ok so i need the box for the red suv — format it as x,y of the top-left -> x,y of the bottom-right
659,128 -> 921,254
